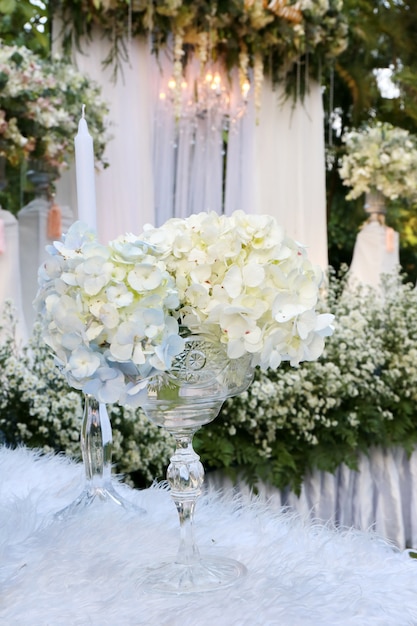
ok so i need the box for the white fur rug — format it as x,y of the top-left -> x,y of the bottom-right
1,446 -> 417,625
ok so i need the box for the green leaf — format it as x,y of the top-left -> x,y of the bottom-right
0,0 -> 17,14
0,70 -> 9,90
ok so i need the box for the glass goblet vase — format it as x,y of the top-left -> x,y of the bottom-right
140,334 -> 254,594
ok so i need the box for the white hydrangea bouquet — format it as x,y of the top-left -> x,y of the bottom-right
339,122 -> 417,202
35,211 -> 333,407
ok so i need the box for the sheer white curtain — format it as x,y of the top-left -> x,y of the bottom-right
249,78 -> 328,268
224,74 -> 257,217
151,50 -> 176,226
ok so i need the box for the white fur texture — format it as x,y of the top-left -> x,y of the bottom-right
1,446 -> 417,625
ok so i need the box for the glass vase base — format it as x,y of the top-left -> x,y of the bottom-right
143,555 -> 247,595
55,483 -> 145,520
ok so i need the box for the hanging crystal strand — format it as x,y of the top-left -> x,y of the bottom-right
55,395 -> 144,518
197,30 -> 208,76
173,28 -> 184,121
253,52 -> 263,124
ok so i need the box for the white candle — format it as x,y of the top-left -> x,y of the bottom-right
74,105 -> 97,230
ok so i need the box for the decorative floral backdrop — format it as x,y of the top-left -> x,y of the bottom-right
54,0 -> 348,99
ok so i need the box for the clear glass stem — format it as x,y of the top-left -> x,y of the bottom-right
81,396 -> 113,490
167,432 -> 204,565
55,394 -> 144,518
144,426 -> 247,593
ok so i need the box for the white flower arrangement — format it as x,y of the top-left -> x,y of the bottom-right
206,269 -> 417,491
339,122 -> 417,202
0,43 -> 110,175
35,211 -> 334,407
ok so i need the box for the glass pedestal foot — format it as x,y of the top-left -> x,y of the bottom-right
143,555 -> 247,594
55,481 -> 144,520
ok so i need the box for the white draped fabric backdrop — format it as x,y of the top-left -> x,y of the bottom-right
55,36 -> 328,270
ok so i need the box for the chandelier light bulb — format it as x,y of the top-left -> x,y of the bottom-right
161,60 -> 249,128
242,80 -> 250,100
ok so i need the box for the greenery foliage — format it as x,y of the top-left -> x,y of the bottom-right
0,0 -> 49,55
51,0 -> 348,93
323,1 -> 417,281
2,269 -> 417,493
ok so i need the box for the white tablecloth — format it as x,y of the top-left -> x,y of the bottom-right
348,221 -> 400,290
209,446 -> 417,551
1,446 -> 417,625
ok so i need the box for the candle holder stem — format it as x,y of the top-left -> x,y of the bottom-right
55,395 -> 144,519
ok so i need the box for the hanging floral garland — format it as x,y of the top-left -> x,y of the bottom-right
52,0 -> 348,103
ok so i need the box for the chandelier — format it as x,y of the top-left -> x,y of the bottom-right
158,59 -> 251,130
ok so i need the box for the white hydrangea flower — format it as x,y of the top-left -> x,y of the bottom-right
140,210 -> 334,370
35,222 -> 185,406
